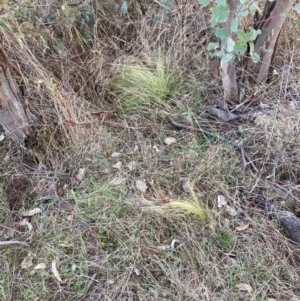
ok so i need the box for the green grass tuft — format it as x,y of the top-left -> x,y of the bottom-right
111,52 -> 180,113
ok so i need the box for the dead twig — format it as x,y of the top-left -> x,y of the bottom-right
166,115 -> 259,174
79,272 -> 98,301
263,142 -> 288,179
267,180 -> 300,206
0,240 -> 29,247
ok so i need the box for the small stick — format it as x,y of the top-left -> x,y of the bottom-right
228,95 -> 253,114
263,143 -> 287,179
166,115 -> 259,174
267,181 -> 300,206
0,225 -> 23,234
0,240 -> 29,247
79,272 -> 98,301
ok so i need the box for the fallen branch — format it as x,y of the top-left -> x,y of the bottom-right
0,240 -> 29,247
166,115 -> 259,174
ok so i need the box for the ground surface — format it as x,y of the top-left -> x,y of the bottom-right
1,1 -> 300,300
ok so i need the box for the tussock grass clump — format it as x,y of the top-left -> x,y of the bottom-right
111,52 -> 181,113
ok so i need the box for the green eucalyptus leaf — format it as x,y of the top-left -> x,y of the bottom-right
197,0 -> 209,4
46,13 -> 57,24
62,4 -> 71,15
81,11 -> 91,23
216,0 -> 226,5
213,51 -> 223,57
237,27 -> 260,43
155,9 -> 164,23
294,4 -> 300,13
70,15 -> 77,24
251,52 -> 260,63
236,3 -> 248,18
121,1 -> 128,15
161,0 -> 172,9
215,27 -> 229,44
234,39 -> 247,54
211,5 -> 230,26
207,42 -> 219,51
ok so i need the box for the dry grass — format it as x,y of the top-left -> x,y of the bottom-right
1,0 -> 300,300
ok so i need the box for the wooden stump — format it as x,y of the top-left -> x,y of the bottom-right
0,45 -> 40,143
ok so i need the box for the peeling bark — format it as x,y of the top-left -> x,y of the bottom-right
0,45 -> 39,143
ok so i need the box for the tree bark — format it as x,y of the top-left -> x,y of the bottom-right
246,0 -> 295,83
0,45 -> 39,143
221,0 -> 239,103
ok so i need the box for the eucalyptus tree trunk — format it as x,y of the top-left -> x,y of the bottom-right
0,45 -> 39,143
246,0 -> 295,83
221,0 -> 239,103
223,0 -> 295,103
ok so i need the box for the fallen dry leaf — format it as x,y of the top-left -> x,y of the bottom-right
52,260 -> 69,283
1,150 -> 10,165
52,261 -> 62,282
102,144 -> 111,155
181,181 -> 190,193
67,215 -> 73,221
57,185 -> 65,197
165,137 -> 176,145
0,132 -> 5,141
157,244 -> 170,251
149,287 -> 159,298
34,263 -> 47,270
226,205 -> 238,216
112,161 -> 122,169
236,222 -> 250,232
22,208 -> 42,217
21,254 -> 34,269
236,283 -> 252,294
19,219 -> 33,232
224,218 -> 230,229
109,177 -> 126,186
152,145 -> 159,153
170,239 -> 181,251
91,110 -> 115,121
136,180 -> 148,193
74,168 -> 85,184
217,195 -> 227,208
111,152 -> 121,158
127,160 -> 137,171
